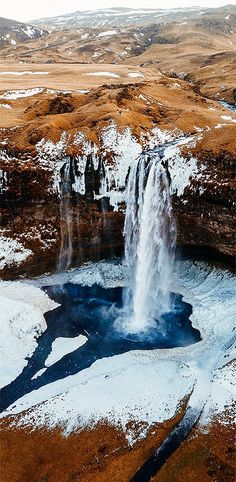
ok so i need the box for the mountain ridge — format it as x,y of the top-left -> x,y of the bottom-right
30,5 -> 236,29
0,16 -> 48,48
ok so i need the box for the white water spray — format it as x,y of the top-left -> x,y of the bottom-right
58,158 -> 73,272
124,152 -> 176,331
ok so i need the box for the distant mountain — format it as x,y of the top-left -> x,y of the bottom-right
0,6 -> 235,103
0,17 -> 48,47
2,6 -> 235,69
31,5 -> 236,29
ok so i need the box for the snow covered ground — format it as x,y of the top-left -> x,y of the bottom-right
0,282 -> 57,388
0,260 -> 235,442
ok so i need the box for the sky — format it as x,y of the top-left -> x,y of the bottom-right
1,0 -> 235,22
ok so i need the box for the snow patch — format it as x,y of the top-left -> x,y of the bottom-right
81,33 -> 89,40
0,104 -> 11,109
200,362 -> 235,426
36,132 -> 68,193
0,236 -> 32,270
0,88 -> 75,101
0,88 -> 44,100
221,115 -> 236,123
96,123 -> 142,210
162,138 -> 206,197
84,71 -> 120,78
21,25 -> 39,39
45,335 -> 88,368
128,72 -> 144,78
0,71 -> 49,76
141,127 -> 177,149
97,30 -> 117,37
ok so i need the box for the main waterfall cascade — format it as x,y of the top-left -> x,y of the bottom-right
122,152 -> 176,333
58,150 -> 176,333
57,149 -> 177,334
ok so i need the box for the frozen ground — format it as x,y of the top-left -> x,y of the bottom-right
0,260 -> 235,441
0,282 -> 57,388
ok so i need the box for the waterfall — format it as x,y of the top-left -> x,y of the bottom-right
123,151 -> 176,332
58,158 -> 73,272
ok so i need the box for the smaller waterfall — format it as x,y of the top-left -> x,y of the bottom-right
123,152 -> 176,332
58,158 -> 73,272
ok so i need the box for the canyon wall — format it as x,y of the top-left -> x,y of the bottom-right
0,82 -> 235,277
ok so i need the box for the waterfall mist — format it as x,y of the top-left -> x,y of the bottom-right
123,152 -> 176,332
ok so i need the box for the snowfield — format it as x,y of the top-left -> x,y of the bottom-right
0,282 -> 57,388
0,260 -> 235,442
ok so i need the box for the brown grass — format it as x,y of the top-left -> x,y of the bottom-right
0,411 -> 183,482
153,415 -> 236,482
0,62 -> 159,93
1,76 -> 235,158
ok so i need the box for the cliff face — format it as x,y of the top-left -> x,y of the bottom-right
0,79 -> 235,277
174,147 -> 235,260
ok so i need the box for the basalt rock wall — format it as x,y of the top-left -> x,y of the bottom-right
0,144 -> 235,279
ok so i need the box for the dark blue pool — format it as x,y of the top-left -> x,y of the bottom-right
0,283 -> 201,413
